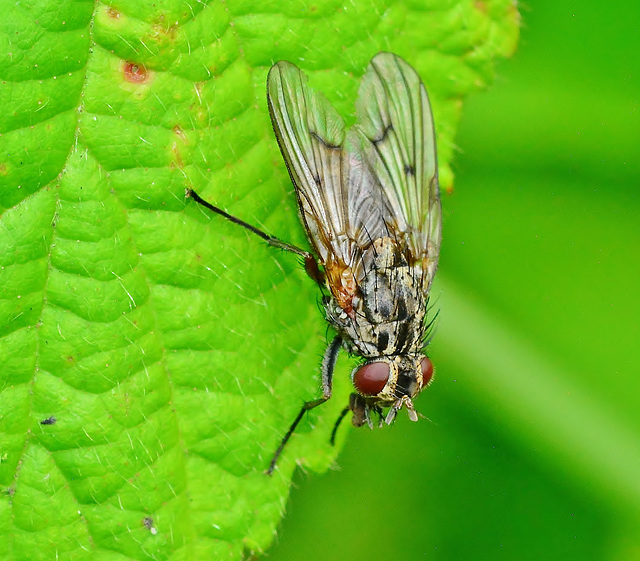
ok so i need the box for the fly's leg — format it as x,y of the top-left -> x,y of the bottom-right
329,406 -> 350,446
266,335 -> 342,475
186,189 -> 325,286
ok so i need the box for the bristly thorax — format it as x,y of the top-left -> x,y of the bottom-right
325,237 -> 427,358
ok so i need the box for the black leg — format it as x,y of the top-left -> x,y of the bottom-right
186,189 -> 325,286
329,406 -> 350,446
266,336 -> 342,475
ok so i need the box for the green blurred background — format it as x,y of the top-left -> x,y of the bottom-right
268,1 -> 640,560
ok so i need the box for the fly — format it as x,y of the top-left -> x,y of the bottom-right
187,52 -> 442,475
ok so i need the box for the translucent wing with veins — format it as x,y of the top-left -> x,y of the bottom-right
267,53 -> 441,294
267,62 -> 356,268
352,52 -> 442,289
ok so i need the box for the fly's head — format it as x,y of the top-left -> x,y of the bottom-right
349,354 -> 434,427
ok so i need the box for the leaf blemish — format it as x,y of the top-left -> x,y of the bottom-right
123,61 -> 149,84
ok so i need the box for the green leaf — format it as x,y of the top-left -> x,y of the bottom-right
0,0 -> 519,559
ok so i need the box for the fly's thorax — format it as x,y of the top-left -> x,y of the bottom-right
324,253 -> 359,314
360,237 -> 426,336
324,236 -> 427,357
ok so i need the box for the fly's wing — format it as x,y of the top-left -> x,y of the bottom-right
267,61 -> 357,267
351,52 -> 442,289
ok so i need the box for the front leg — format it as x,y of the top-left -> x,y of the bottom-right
266,335 -> 342,475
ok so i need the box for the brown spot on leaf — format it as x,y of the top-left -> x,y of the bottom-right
475,0 -> 487,13
173,125 -> 186,141
123,62 -> 149,83
172,126 -> 188,168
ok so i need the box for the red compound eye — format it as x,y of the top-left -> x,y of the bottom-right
353,362 -> 390,396
420,357 -> 434,387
